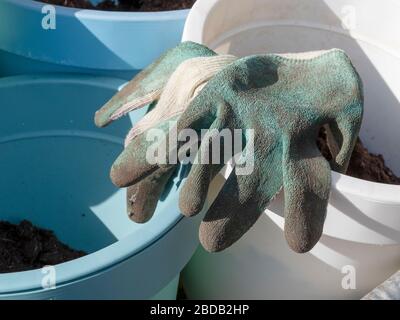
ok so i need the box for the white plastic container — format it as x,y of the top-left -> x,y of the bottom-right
182,0 -> 400,299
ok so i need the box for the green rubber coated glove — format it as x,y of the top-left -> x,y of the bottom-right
110,49 -> 363,253
95,41 -> 236,222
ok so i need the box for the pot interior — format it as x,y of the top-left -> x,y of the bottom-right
0,76 -> 151,254
199,0 -> 400,175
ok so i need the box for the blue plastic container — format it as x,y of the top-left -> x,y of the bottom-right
0,0 -> 189,79
0,75 -> 201,299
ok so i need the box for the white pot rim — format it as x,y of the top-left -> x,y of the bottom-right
182,0 -> 217,43
332,171 -> 400,204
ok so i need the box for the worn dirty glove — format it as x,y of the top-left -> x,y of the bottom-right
109,49 -> 363,253
95,41 -> 236,222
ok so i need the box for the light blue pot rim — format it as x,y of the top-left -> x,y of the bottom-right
7,0 -> 190,19
0,0 -> 189,70
0,74 -> 184,295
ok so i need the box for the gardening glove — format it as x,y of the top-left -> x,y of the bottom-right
95,41 -> 218,128
111,49 -> 363,253
95,41 -> 237,222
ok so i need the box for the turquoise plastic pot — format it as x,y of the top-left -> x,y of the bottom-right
0,75 -> 201,299
0,0 -> 189,79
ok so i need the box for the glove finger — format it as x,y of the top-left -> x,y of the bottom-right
119,96 -> 214,186
95,41 -> 216,128
282,136 -> 331,253
179,102 -> 235,216
328,102 -> 363,173
111,106 -> 194,188
127,166 -> 176,223
199,140 -> 283,252
110,129 -> 162,187
179,127 -> 227,217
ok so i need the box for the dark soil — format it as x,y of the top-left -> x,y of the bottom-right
38,0 -> 196,11
0,220 -> 86,273
317,127 -> 400,184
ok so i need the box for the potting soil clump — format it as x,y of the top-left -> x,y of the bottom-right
0,220 -> 86,273
38,0 -> 196,11
318,127 -> 400,184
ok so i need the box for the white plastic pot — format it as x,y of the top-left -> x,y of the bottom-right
181,0 -> 400,299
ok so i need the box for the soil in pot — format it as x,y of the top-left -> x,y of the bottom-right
318,127 -> 400,184
0,220 -> 86,273
37,0 -> 196,11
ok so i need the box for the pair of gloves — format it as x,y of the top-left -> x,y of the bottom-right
95,42 -> 363,253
